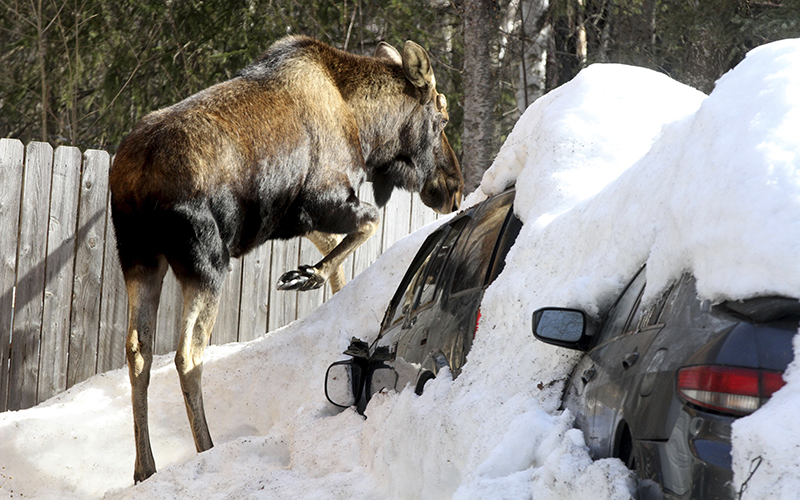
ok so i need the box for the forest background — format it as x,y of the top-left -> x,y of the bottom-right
1,0 -> 799,190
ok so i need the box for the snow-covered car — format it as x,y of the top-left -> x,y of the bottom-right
325,187 -> 521,412
325,188 -> 799,500
533,268 -> 798,499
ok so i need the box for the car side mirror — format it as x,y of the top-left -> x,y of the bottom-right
325,360 -> 364,408
367,365 -> 399,399
532,308 -> 593,351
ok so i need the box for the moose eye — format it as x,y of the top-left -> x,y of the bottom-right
439,117 -> 449,130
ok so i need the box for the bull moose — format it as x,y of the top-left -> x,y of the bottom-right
109,35 -> 463,482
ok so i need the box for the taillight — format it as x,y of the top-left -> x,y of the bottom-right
474,309 -> 481,339
677,365 -> 786,416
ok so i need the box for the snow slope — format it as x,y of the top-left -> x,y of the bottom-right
1,38 -> 800,500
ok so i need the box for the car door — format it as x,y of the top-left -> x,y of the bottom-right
372,227 -> 450,393
393,216 -> 470,385
579,268 -> 647,457
583,268 -> 672,458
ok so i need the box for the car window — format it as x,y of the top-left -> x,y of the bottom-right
385,230 -> 447,327
595,268 -> 647,345
656,275 -> 688,324
487,212 -> 522,284
629,282 -> 674,330
414,217 -> 469,310
449,191 -> 515,295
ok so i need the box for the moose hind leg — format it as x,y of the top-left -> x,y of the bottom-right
164,200 -> 229,453
175,283 -> 221,453
124,256 -> 169,483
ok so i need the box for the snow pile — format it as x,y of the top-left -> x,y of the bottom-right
1,39 -> 800,500
479,64 -> 704,222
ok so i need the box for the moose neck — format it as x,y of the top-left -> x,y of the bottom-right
322,52 -> 421,175
352,91 -> 418,173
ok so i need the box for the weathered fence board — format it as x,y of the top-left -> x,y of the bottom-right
238,244 -> 271,342
68,149 -> 111,387
39,146 -> 82,403
211,257 -> 243,345
10,142 -> 54,410
267,238 -> 300,332
155,270 -> 182,354
97,197 -> 127,374
351,184 -> 383,279
410,191 -> 441,233
0,140 -> 441,411
296,237 -> 327,322
0,139 -> 24,412
382,190 -> 413,251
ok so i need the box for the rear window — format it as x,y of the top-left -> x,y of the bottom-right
449,191 -> 514,295
720,296 -> 800,323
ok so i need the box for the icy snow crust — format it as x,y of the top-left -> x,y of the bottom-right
2,39 -> 800,500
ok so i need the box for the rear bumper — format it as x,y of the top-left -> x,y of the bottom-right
635,406 -> 735,500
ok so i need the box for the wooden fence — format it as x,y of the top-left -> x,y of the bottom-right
0,139 -> 440,412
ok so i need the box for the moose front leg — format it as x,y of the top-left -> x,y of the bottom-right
303,231 -> 346,293
277,206 -> 379,293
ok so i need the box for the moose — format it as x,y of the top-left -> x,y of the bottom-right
109,35 -> 463,482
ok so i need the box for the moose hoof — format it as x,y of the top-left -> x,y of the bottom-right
133,466 -> 156,484
276,265 -> 326,291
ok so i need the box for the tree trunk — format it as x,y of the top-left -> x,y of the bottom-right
516,0 -> 550,113
36,0 -> 48,142
461,0 -> 498,193
546,0 -> 586,89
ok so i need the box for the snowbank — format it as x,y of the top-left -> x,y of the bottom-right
1,38 -> 799,500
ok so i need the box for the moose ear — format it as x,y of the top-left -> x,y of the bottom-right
375,42 -> 403,65
402,41 -> 435,90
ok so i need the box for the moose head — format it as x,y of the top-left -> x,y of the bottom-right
369,40 -> 463,214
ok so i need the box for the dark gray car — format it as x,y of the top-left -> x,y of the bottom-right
533,267 -> 798,499
325,188 -> 521,411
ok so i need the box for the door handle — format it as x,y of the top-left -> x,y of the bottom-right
581,367 -> 596,384
622,352 -> 639,370
420,328 -> 429,346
